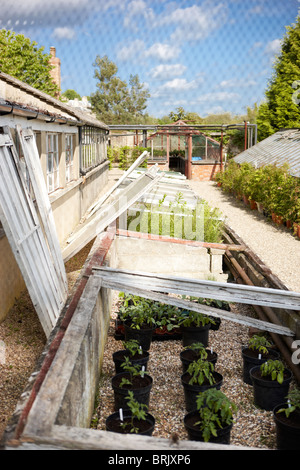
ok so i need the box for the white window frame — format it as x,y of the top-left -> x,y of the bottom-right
47,133 -> 59,193
65,134 -> 74,183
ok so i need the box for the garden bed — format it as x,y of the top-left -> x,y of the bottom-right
92,292 -> 296,449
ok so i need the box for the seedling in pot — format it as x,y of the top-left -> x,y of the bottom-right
179,310 -> 214,328
278,387 -> 300,417
119,391 -> 149,434
123,339 -> 143,357
119,301 -> 156,330
187,359 -> 216,386
248,334 -> 272,356
184,342 -> 208,360
119,357 -> 148,388
194,388 -> 237,442
259,359 -> 286,384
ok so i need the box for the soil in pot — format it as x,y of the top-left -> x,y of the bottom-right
113,349 -> 150,374
124,322 -> 154,351
250,366 -> 292,411
181,371 -> 223,412
181,323 -> 211,348
106,409 -> 155,436
180,348 -> 218,374
184,410 -> 232,444
242,347 -> 280,385
111,372 -> 153,411
273,404 -> 300,450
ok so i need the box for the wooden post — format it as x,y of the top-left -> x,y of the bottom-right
187,133 -> 192,180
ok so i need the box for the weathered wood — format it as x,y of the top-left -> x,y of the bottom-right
62,168 -> 163,262
117,228 -> 247,251
94,267 -> 300,312
95,274 -> 294,336
16,125 -> 68,296
86,150 -> 149,218
0,131 -> 67,337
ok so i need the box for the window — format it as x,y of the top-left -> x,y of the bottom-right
47,133 -> 59,193
80,126 -> 106,174
65,134 -> 74,183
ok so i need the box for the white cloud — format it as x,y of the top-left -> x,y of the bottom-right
145,43 -> 180,61
123,0 -> 155,29
159,3 -> 228,42
196,91 -> 240,103
52,27 -> 76,40
116,39 -> 145,61
219,78 -> 257,88
150,64 -> 186,80
264,38 -> 282,57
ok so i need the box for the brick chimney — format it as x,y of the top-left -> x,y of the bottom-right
49,46 -> 61,97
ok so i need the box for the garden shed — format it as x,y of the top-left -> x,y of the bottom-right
234,128 -> 300,177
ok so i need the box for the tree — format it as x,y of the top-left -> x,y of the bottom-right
61,89 -> 81,101
90,55 -> 150,124
0,29 -> 59,97
257,15 -> 300,139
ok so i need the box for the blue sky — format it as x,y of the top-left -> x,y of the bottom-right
1,0 -> 300,118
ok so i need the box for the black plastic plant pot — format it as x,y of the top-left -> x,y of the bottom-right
181,323 -> 211,348
112,349 -> 150,374
184,410 -> 232,444
273,403 -> 300,450
124,322 -> 154,351
180,348 -> 218,374
111,372 -> 153,411
106,409 -> 155,436
181,371 -> 223,412
249,366 -> 292,411
242,347 -> 280,385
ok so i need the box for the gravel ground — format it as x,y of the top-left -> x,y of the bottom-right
93,292 -> 294,449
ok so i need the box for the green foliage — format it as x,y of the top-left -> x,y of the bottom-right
61,89 -> 81,100
217,161 -> 300,221
91,55 -> 150,124
122,339 -> 143,356
256,15 -> 300,139
184,342 -> 208,360
248,335 -> 272,355
194,389 -> 237,442
278,387 -> 300,417
0,29 -> 59,97
119,299 -> 156,330
179,310 -> 213,328
259,359 -> 286,384
119,357 -> 148,387
120,391 -> 149,434
186,359 -> 216,386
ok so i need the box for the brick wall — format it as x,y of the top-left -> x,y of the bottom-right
191,162 -> 222,181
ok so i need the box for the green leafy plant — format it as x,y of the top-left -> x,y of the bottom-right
120,391 -> 149,433
123,339 -> 143,356
119,357 -> 148,388
248,334 -> 272,355
194,388 -> 237,442
179,310 -> 214,328
259,359 -> 286,384
278,387 -> 300,418
184,342 -> 208,360
152,303 -> 180,332
186,359 -> 216,386
119,298 -> 156,330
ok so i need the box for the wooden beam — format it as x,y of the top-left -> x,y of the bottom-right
94,267 -> 299,334
94,272 -> 294,336
62,168 -> 163,262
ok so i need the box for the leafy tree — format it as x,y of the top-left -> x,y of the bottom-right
91,55 -> 150,124
257,15 -> 300,140
61,89 -> 81,101
168,107 -> 187,122
0,29 -> 59,97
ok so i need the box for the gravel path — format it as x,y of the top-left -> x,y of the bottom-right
188,180 -> 300,293
93,293 -> 289,449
